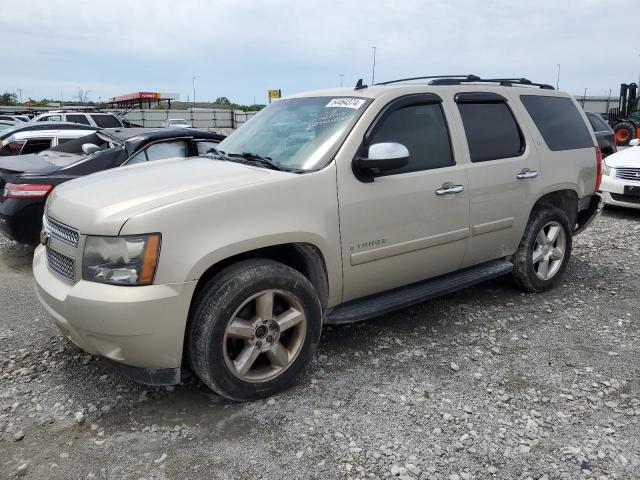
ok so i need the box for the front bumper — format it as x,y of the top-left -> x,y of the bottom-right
600,174 -> 640,210
33,245 -> 197,384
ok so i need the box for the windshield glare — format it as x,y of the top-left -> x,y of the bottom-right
216,96 -> 369,171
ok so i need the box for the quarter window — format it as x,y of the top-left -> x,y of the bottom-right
368,102 -> 453,175
457,101 -> 524,162
127,141 -> 188,165
520,96 -> 593,151
90,115 -> 122,128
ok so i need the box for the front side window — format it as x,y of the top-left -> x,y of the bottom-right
216,96 -> 370,171
195,141 -> 220,155
520,95 -> 593,151
458,101 -> 523,162
67,114 -> 90,125
368,102 -> 454,175
127,141 -> 187,165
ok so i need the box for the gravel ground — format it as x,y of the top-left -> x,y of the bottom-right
1,208 -> 640,480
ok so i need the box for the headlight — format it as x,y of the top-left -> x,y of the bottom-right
82,234 -> 161,286
602,163 -> 613,176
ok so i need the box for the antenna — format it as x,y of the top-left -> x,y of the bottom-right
354,79 -> 368,91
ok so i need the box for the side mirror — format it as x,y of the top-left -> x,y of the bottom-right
81,143 -> 101,155
629,138 -> 640,147
353,142 -> 409,180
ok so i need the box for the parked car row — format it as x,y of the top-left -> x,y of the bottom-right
23,76 -> 604,400
0,127 -> 224,244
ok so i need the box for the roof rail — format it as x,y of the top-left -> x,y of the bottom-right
376,75 -> 555,90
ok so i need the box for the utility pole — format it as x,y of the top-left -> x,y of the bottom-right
17,88 -> 23,105
556,64 -> 561,90
192,76 -> 196,109
339,74 -> 344,87
371,46 -> 377,85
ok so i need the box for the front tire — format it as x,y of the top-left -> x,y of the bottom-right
512,207 -> 573,292
614,122 -> 636,146
187,259 -> 322,401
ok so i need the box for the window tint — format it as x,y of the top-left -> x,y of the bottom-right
67,114 -> 90,125
520,96 -> 593,151
90,114 -> 122,128
458,102 -> 523,162
195,141 -> 219,155
368,102 -> 453,174
144,141 -> 187,162
56,138 -> 73,145
20,138 -> 52,154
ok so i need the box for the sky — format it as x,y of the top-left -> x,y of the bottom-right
1,0 -> 638,105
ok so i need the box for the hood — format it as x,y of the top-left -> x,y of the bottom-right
604,146 -> 640,168
47,156 -> 289,235
0,151 -> 82,175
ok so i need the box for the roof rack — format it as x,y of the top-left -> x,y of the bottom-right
376,75 -> 554,90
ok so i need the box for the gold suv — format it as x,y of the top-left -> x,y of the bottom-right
34,76 -> 602,400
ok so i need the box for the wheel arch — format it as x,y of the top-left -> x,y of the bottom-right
528,189 -> 579,227
190,242 -> 330,311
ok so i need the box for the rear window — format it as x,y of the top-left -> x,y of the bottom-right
520,96 -> 593,151
90,115 -> 122,128
67,114 -> 91,125
457,102 -> 523,162
586,113 -> 611,133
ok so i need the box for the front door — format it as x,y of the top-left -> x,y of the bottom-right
337,94 -> 471,302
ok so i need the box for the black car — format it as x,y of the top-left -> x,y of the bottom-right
0,128 -> 225,244
585,111 -> 617,157
0,122 -> 99,156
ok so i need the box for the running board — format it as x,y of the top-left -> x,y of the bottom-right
325,259 -> 513,324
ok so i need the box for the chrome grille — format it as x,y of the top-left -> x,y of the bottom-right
43,215 -> 79,247
615,168 -> 640,182
46,246 -> 76,281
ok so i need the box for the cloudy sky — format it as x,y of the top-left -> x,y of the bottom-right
1,0 -> 638,104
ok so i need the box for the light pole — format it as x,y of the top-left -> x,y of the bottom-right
192,76 -> 196,109
371,46 -> 377,85
556,64 -> 561,90
17,88 -> 23,104
339,74 -> 344,87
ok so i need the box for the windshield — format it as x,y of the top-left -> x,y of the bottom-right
216,96 -> 370,171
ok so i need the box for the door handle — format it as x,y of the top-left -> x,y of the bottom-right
516,169 -> 539,180
435,184 -> 464,196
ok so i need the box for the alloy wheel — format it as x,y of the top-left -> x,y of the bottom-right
223,289 -> 307,382
532,220 -> 566,281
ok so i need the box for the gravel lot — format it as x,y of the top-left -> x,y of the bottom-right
1,208 -> 639,480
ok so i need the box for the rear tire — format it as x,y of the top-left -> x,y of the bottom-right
512,207 -> 573,292
614,122 -> 636,146
187,259 -> 322,401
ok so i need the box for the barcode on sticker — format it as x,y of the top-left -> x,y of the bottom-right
325,98 -> 366,109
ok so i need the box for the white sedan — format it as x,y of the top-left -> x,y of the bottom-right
600,139 -> 640,210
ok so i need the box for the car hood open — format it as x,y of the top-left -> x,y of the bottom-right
604,147 -> 640,168
46,156 -> 290,235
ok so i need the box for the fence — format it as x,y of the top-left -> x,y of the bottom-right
119,109 -> 258,129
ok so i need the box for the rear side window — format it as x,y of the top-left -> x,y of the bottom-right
520,96 -> 593,151
368,102 -> 454,174
67,114 -> 90,125
20,138 -> 52,154
457,101 -> 524,162
37,115 -> 62,122
91,115 -> 122,128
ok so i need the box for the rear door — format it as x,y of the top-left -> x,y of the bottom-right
453,92 -> 542,268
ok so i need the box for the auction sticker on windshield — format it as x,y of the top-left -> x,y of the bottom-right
326,98 -> 366,109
